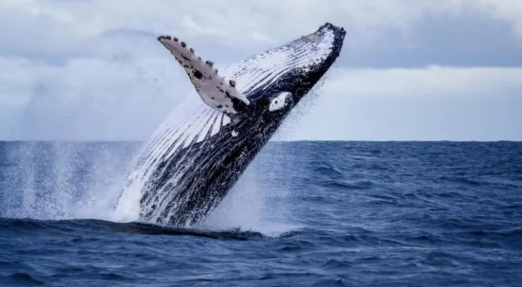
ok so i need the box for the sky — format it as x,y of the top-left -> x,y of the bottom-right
0,0 -> 521,141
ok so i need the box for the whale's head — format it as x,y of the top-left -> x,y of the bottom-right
230,23 -> 346,115
157,22 -> 345,118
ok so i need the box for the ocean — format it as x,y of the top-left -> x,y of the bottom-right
0,141 -> 521,287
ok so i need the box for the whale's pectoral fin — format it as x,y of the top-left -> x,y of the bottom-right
157,35 -> 250,114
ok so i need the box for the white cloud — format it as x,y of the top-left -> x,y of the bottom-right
1,0 -> 522,140
282,66 -> 522,141
323,66 -> 522,99
3,62 -> 522,140
2,0 -> 521,58
476,0 -> 522,41
4,55 -> 191,140
0,58 -> 34,107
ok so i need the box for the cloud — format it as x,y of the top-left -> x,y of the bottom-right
7,56 -> 192,141
2,0 -> 522,62
476,0 -> 522,41
324,66 -> 522,98
282,66 -> 522,141
0,58 -> 34,107
1,0 -> 521,140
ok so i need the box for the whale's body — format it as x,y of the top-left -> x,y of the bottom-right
116,23 -> 346,227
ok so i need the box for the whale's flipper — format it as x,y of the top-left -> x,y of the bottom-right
157,35 -> 250,114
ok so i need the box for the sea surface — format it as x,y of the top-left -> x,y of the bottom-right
0,141 -> 521,287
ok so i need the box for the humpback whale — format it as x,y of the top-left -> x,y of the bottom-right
116,23 -> 346,227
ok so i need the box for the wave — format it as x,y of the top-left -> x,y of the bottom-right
0,218 -> 299,241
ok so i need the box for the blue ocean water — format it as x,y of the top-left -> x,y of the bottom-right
0,141 -> 521,287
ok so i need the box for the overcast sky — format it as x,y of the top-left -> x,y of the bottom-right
1,0 -> 521,141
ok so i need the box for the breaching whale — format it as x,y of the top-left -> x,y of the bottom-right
116,23 -> 346,227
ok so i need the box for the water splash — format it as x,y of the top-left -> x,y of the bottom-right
201,145 -> 301,237
1,142 -> 137,221
1,141 -> 300,237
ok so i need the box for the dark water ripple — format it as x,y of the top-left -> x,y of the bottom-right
1,141 -> 522,286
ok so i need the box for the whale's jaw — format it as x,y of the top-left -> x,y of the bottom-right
115,23 -> 346,227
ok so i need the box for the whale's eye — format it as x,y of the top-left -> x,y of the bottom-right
269,92 -> 292,112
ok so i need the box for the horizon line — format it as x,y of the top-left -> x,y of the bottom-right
0,139 -> 520,143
